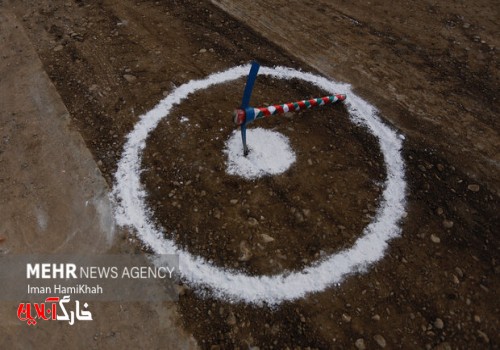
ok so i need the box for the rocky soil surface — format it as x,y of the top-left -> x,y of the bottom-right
2,0 -> 498,348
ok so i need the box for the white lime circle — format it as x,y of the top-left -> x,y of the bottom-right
112,65 -> 407,305
224,128 -> 296,179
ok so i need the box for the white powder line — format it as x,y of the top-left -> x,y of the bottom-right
224,128 -> 296,179
111,65 -> 407,305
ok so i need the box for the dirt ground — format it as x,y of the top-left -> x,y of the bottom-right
0,6 -> 197,349
2,0 -> 498,349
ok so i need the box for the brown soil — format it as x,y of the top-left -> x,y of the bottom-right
142,77 -> 385,275
4,0 -> 499,349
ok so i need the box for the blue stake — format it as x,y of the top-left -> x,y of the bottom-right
239,61 -> 260,156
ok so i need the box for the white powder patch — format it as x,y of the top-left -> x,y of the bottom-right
111,64 -> 407,305
224,128 -> 296,179
35,207 -> 48,232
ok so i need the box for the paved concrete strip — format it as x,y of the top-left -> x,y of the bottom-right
0,10 -> 115,253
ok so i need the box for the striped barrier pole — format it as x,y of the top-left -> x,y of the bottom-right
233,94 -> 347,127
234,62 -> 346,156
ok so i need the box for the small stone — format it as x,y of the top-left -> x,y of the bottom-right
230,199 -> 238,205
436,207 -> 444,215
354,338 -> 366,350
248,217 -> 259,226
260,234 -> 275,243
199,48 -> 207,53
477,330 -> 489,343
213,209 -> 221,219
434,318 -> 444,329
342,313 -> 351,322
175,284 -> 191,296
430,234 -> 441,243
372,314 -> 380,321
454,267 -> 463,278
474,315 -> 481,322
210,345 -> 221,350
295,212 -> 304,223
226,312 -> 236,326
463,23 -> 471,29
302,209 -> 311,217
467,184 -> 480,192
452,274 -> 460,284
97,160 -> 103,167
436,164 -> 445,172
442,220 -> 454,229
53,44 -> 64,52
373,334 -> 386,348
307,159 -> 313,165
123,74 -> 137,83
238,241 -> 252,261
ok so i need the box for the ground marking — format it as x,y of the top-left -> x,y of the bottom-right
112,65 -> 407,305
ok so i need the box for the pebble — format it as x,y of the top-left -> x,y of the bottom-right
97,160 -> 103,167
373,334 -> 386,348
442,220 -> 454,229
238,241 -> 252,261
434,318 -> 444,329
467,184 -> 480,192
260,234 -> 275,243
123,74 -> 137,83
436,207 -> 444,215
477,330 -> 489,343
436,163 -> 445,171
372,314 -> 380,321
295,212 -> 304,223
199,48 -> 207,53
463,23 -> 471,29
230,199 -> 238,205
354,338 -> 366,350
53,44 -> 64,52
342,313 -> 351,322
430,234 -> 441,243
454,267 -> 463,278
175,284 -> 190,296
247,217 -> 258,226
226,312 -> 236,326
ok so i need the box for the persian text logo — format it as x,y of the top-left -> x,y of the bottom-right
17,295 -> 92,326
